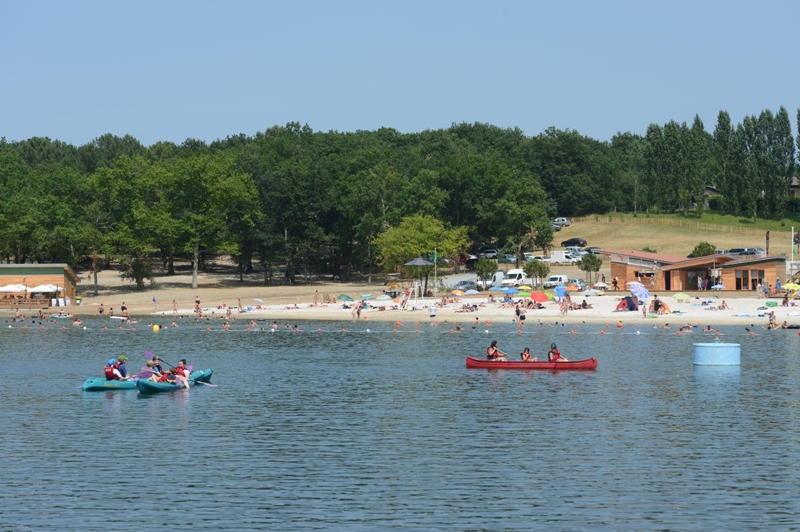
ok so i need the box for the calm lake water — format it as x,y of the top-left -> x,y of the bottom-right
1,317 -> 799,530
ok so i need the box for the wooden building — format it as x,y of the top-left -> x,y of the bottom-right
597,249 -> 787,292
0,264 -> 80,308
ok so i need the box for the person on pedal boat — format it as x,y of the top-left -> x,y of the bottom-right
547,343 -> 569,362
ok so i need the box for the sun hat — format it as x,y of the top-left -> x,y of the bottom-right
117,355 -> 128,362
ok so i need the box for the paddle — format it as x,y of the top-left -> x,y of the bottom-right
144,349 -> 175,368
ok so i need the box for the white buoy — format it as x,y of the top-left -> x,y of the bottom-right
636,331 -> 640,335
485,330 -> 489,333
270,329 -> 275,333
366,329 -> 370,332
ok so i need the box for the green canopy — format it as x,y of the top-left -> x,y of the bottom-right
337,295 -> 354,302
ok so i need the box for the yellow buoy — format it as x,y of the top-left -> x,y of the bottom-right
152,325 -> 160,332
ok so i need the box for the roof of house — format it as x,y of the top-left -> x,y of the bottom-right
594,249 -> 687,264
0,263 -> 81,284
719,255 -> 787,268
660,255 -> 738,271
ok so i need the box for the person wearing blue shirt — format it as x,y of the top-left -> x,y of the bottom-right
117,356 -> 129,378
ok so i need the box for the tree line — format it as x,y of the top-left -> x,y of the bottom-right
0,108 -> 797,286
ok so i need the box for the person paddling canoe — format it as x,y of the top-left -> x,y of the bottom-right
547,343 -> 569,362
486,340 -> 508,361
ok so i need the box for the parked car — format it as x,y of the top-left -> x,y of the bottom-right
477,271 -> 504,289
584,246 -> 602,254
529,255 -> 552,263
728,247 -> 760,257
550,222 -> 562,231
477,246 -> 500,259
553,217 -> 571,227
498,253 -> 517,264
452,280 -> 480,292
561,238 -> 587,247
567,278 -> 587,291
565,246 -> 587,257
543,274 -> 568,288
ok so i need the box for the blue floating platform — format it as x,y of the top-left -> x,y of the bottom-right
693,341 -> 740,366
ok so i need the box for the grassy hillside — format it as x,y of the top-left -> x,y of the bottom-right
560,215 -> 795,257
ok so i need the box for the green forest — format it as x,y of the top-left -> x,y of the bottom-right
1,106 -> 798,286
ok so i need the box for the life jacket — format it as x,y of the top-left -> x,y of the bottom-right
486,347 -> 497,360
158,373 -> 173,383
104,363 -> 119,380
549,350 -> 561,361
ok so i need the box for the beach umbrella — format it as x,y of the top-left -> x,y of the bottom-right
517,285 -> 532,291
566,285 -> 580,291
593,282 -> 609,289
530,291 -> 549,303
360,294 -> 374,299
386,283 -> 400,288
464,289 -> 480,295
553,286 -> 567,299
29,284 -> 58,292
451,290 -> 464,296
502,287 -> 520,295
376,295 -> 392,301
517,291 -> 531,298
0,284 -> 27,292
583,289 -> 600,296
673,292 -> 690,302
628,282 -> 650,299
404,258 -> 434,267
782,282 -> 800,291
253,298 -> 265,304
490,286 -> 505,291
337,295 -> 354,302
711,284 -> 726,290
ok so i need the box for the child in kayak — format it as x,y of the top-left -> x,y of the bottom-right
520,348 -> 538,362
157,369 -> 177,384
547,343 -> 569,362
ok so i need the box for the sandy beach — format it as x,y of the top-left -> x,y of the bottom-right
10,267 -> 794,328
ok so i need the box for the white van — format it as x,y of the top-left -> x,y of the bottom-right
501,269 -> 531,287
550,251 -> 577,265
544,275 -> 568,288
478,270 -> 504,289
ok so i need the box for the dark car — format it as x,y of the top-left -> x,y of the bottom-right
561,238 -> 587,248
550,223 -> 562,232
584,246 -> 602,254
453,280 -> 480,292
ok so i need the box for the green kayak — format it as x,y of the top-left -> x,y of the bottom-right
136,369 -> 213,394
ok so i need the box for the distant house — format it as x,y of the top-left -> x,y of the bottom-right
790,177 -> 800,197
0,264 -> 80,308
595,249 -> 786,292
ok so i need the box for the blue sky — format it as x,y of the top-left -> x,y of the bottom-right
2,0 -> 798,146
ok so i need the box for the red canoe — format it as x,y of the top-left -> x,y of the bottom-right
465,356 -> 598,370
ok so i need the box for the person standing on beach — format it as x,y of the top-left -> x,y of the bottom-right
613,277 -> 618,291
314,290 -> 319,307
98,303 -> 104,316
173,300 -> 177,313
